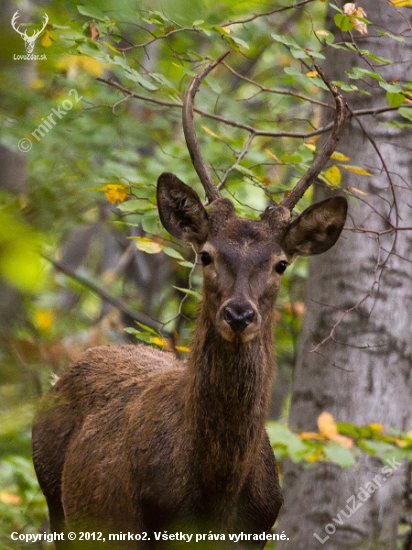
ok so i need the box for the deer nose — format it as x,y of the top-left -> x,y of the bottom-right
224,303 -> 255,333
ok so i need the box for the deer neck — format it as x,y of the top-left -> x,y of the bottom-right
185,306 -> 276,496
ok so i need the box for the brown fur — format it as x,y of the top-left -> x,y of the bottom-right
32,173 -> 347,549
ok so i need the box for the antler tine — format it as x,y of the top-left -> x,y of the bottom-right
33,13 -> 49,37
281,65 -> 347,211
11,11 -> 25,37
182,51 -> 230,204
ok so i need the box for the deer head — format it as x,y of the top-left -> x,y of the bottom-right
11,11 -> 48,54
157,54 -> 348,344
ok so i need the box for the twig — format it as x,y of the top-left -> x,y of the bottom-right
310,294 -> 370,354
48,257 -> 172,338
221,0 -> 316,27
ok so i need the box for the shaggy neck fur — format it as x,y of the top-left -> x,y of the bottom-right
186,303 -> 276,503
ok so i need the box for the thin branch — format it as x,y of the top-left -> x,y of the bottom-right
182,52 -> 230,202
48,257 -> 172,338
97,77 -> 337,138
222,61 -> 331,109
118,26 -> 196,52
221,0 -> 316,27
310,294 -> 371,354
281,65 -> 348,210
218,132 -> 257,189
97,77 -> 404,142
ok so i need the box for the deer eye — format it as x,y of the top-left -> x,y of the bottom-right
200,251 -> 212,266
275,260 -> 288,274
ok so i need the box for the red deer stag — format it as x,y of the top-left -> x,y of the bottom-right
32,54 -> 348,549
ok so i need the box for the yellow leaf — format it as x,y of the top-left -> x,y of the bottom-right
101,183 -> 128,204
395,438 -> 407,447
348,186 -> 370,197
201,125 -> 221,139
306,70 -> 319,78
341,165 -> 372,176
323,165 -> 342,187
56,55 -> 106,78
315,30 -> 330,36
317,412 -> 353,448
150,336 -> 166,347
333,434 -> 354,449
265,149 -> 280,162
175,345 -> 190,353
318,411 -> 338,438
102,41 -> 121,54
30,78 -> 45,90
34,310 -> 54,332
390,0 -> 412,5
303,143 -> 316,152
331,152 -> 350,161
0,491 -> 21,506
299,432 -> 326,440
80,56 -> 106,77
134,237 -> 162,254
41,30 -> 53,48
305,449 -> 324,462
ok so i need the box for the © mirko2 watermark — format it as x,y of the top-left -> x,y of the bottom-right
18,89 -> 83,153
313,457 -> 402,544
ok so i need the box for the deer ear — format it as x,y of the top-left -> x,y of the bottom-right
281,197 -> 347,259
157,173 -> 209,245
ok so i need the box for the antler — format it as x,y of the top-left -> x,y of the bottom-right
182,51 -> 230,204
11,11 -> 48,39
280,65 -> 347,211
11,12 -> 26,37
32,13 -> 49,39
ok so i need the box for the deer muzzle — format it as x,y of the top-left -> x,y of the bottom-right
217,299 -> 261,343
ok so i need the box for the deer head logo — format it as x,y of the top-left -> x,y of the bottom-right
11,11 -> 48,54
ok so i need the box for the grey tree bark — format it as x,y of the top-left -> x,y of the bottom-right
278,3 -> 412,549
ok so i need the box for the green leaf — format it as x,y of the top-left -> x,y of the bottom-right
131,237 -> 162,254
116,199 -> 155,213
77,4 -> 106,20
324,442 -> 355,468
173,287 -> 202,300
347,67 -> 384,82
281,154 -> 302,163
365,53 -> 393,65
267,422 -> 307,463
379,82 -> 402,93
141,210 -> 161,234
398,107 -> 412,121
271,33 -> 300,48
386,92 -> 405,108
229,36 -> 250,50
161,246 -> 184,260
376,30 -> 405,43
124,328 -> 153,344
334,14 -> 354,32
290,47 -> 310,60
178,260 -> 195,269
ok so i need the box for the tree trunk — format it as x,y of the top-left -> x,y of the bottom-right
278,3 -> 412,549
